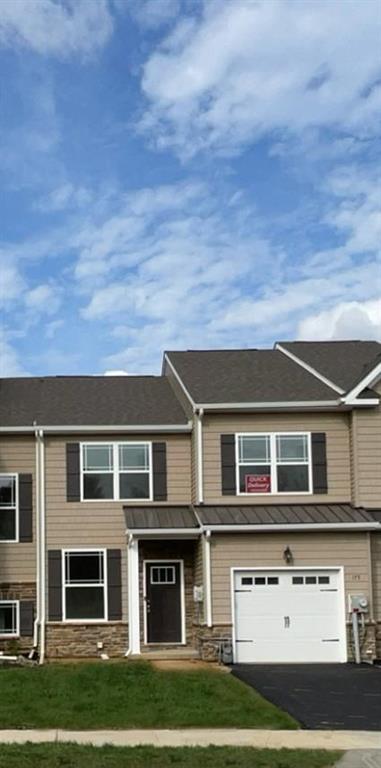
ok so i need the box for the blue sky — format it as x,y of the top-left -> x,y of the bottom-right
0,0 -> 380,376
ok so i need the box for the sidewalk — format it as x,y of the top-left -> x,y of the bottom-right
0,728 -> 379,750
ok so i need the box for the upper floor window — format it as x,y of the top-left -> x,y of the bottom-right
237,433 -> 311,495
81,443 -> 152,501
0,474 -> 18,541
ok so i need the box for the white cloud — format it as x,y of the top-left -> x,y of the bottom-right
103,369 -> 129,376
0,0 -> 113,58
0,264 -> 25,308
36,183 -> 93,212
128,0 -> 180,30
140,0 -> 381,157
24,283 -> 61,315
297,299 -> 381,341
0,328 -> 27,376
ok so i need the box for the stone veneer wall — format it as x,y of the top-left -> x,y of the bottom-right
0,582 -> 36,654
46,623 -> 127,658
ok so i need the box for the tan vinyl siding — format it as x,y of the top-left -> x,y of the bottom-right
0,437 -> 36,581
210,531 -> 371,624
352,385 -> 381,508
371,533 -> 381,621
45,433 -> 192,549
45,433 -> 190,624
203,412 -> 351,504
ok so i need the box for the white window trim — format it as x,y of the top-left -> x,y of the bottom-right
0,473 -> 19,543
235,432 -> 313,496
0,599 -> 20,637
62,548 -> 108,623
80,442 -> 153,503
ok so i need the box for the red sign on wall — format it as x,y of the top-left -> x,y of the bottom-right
245,474 -> 271,493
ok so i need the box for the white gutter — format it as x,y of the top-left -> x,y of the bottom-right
275,343 -> 345,395
124,528 -> 200,537
204,530 -> 212,627
196,400 -> 341,409
196,408 -> 204,504
33,430 -> 40,648
0,423 -> 192,434
200,522 -> 380,532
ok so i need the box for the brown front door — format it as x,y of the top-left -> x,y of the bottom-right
145,561 -> 182,643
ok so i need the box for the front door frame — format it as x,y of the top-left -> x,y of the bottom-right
143,558 -> 186,645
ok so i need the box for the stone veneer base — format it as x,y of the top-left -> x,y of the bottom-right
45,623 -> 128,658
0,582 -> 36,655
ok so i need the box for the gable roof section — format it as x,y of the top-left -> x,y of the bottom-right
165,349 -> 339,406
0,376 -> 189,428
277,341 -> 381,394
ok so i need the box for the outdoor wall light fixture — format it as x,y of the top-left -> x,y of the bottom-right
283,546 -> 293,564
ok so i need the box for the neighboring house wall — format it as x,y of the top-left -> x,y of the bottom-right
209,531 -> 371,624
371,533 -> 381,656
202,412 -> 351,504
44,432 -> 192,648
0,436 -> 36,581
203,530 -> 375,661
351,384 -> 381,509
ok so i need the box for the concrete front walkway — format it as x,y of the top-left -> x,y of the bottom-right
0,728 -> 379,750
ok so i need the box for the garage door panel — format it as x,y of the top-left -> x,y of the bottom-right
233,569 -> 345,664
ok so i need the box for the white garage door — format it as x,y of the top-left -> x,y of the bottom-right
233,569 -> 346,663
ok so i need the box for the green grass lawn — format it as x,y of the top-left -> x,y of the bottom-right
0,744 -> 342,768
0,661 -> 297,730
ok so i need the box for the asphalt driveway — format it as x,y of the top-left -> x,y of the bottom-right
232,663 -> 381,730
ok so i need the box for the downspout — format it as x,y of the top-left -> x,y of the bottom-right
204,530 -> 212,628
38,429 -> 46,664
32,428 -> 40,649
196,408 -> 204,505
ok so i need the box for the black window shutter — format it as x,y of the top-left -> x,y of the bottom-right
18,474 -> 33,542
107,549 -> 122,621
48,550 -> 63,621
66,443 -> 80,502
19,601 -> 34,636
221,434 -> 236,495
152,442 -> 167,501
311,433 -> 328,494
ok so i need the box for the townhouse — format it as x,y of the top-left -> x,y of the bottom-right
0,340 -> 380,664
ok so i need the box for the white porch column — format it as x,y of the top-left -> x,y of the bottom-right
203,530 -> 212,628
127,535 -> 140,654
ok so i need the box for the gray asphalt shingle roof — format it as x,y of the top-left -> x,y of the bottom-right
0,376 -> 188,427
166,349 -> 339,404
279,341 -> 381,393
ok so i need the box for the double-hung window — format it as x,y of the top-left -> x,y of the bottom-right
0,474 -> 18,541
237,433 -> 311,494
63,550 -> 106,621
0,601 -> 19,636
82,443 -> 152,501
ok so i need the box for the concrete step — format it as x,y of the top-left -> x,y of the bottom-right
132,648 -> 199,660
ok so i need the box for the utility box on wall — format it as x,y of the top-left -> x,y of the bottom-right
348,594 -> 369,613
